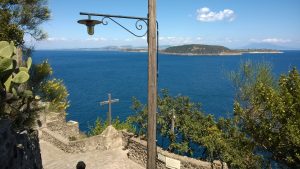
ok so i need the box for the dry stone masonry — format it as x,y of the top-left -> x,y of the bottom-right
38,111 -> 123,153
123,132 -> 228,169
38,111 -> 228,169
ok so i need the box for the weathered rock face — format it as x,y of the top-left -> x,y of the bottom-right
0,119 -> 43,169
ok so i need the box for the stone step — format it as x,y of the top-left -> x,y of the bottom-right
40,140 -> 145,169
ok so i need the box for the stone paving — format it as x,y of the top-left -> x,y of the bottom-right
40,140 -> 144,169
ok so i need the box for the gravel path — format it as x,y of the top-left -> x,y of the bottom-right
40,140 -> 144,169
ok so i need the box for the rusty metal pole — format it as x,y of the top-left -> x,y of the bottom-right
147,0 -> 157,168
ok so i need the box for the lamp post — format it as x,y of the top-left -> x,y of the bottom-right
78,1 -> 158,168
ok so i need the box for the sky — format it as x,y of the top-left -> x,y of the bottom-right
31,0 -> 300,50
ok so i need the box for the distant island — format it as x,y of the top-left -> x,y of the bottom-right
161,44 -> 283,56
59,44 -> 283,55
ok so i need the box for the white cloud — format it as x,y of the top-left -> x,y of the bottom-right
250,38 -> 291,44
46,37 -> 67,41
159,36 -> 193,45
196,37 -> 203,41
224,37 -> 234,43
261,38 -> 291,43
85,37 -> 107,41
159,36 -> 205,45
196,7 -> 235,22
125,38 -> 135,42
44,37 -> 108,42
160,37 -> 176,40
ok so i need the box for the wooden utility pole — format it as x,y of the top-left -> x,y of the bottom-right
147,0 -> 157,168
100,93 -> 119,125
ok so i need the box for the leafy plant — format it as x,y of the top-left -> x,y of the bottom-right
0,41 -> 31,93
0,0 -> 50,45
128,89 -> 263,168
233,64 -> 300,168
88,116 -> 135,136
30,60 -> 53,88
28,60 -> 70,113
40,79 -> 69,112
128,97 -> 148,137
0,41 -> 40,129
88,117 -> 107,136
112,116 -> 136,133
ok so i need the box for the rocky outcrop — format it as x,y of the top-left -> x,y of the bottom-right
0,120 -> 43,169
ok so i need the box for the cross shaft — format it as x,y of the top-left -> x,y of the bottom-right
100,93 -> 119,125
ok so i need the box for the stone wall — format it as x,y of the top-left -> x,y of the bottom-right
0,120 -> 43,169
40,126 -> 123,153
38,110 -> 228,169
122,131 -> 228,169
121,130 -> 135,148
47,120 -> 79,139
42,112 -> 79,140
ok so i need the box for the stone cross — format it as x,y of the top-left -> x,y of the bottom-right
100,94 -> 119,125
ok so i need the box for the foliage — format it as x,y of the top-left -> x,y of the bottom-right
88,117 -> 107,136
29,60 -> 53,88
233,63 -> 300,168
158,89 -> 206,156
199,118 -> 263,168
88,116 -> 135,136
0,1 -> 66,131
0,41 -> 40,129
28,60 -> 70,113
89,61 -> 299,168
0,41 -> 30,92
164,44 -> 231,54
40,79 -> 69,112
229,60 -> 275,105
112,116 -> 136,133
128,89 -> 263,168
128,97 -> 148,137
0,0 -> 50,46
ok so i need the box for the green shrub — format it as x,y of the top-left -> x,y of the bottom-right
30,60 -> 53,87
233,64 -> 300,168
88,116 -> 135,136
40,79 -> 69,112
128,89 -> 263,168
88,117 -> 107,136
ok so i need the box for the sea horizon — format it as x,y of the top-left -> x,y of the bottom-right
32,50 -> 300,132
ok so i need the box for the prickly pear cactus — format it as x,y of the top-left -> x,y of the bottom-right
0,41 -> 31,101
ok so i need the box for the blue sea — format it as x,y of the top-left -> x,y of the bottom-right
32,50 -> 300,131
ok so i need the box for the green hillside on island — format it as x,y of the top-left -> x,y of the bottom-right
162,44 -> 282,55
163,44 -> 233,55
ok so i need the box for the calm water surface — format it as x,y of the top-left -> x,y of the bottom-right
32,50 -> 300,131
